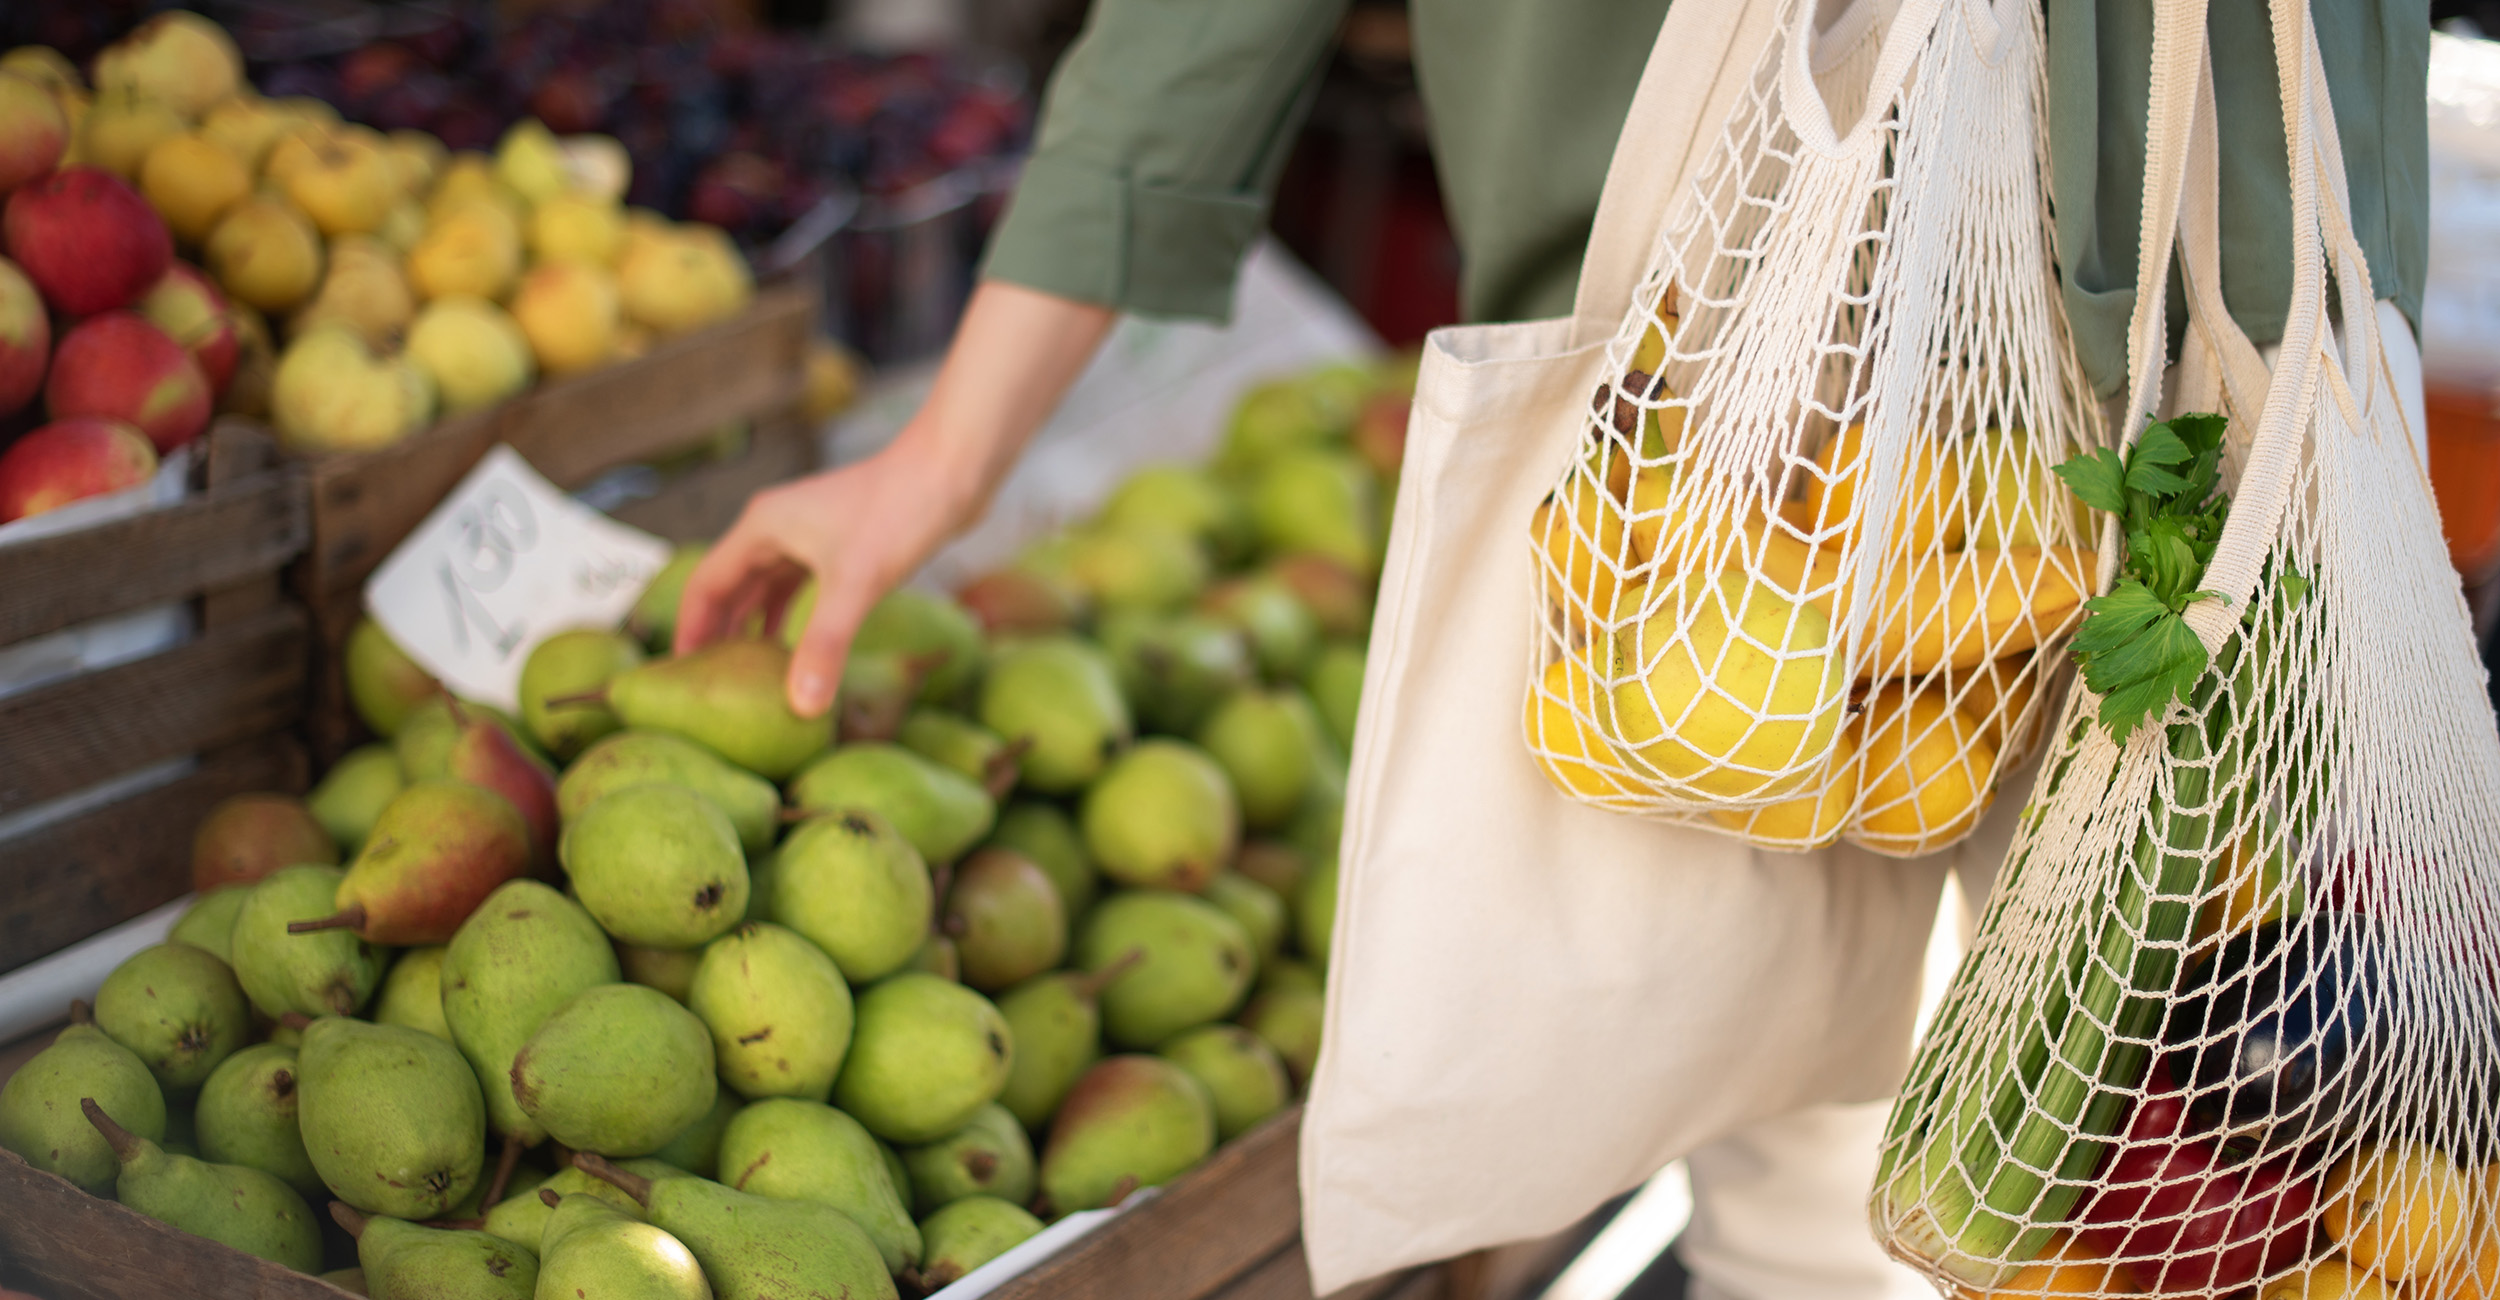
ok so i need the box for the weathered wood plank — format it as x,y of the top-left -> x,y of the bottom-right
985,1108 -> 1304,1300
609,416 -> 816,542
0,1149 -> 352,1300
0,471 -> 304,646
0,608 -> 307,819
0,735 -> 306,974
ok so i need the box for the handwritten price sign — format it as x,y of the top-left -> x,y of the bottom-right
366,445 -> 674,713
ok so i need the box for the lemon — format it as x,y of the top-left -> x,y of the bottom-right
1786,422 -> 1966,556
1948,653 -> 2041,752
1848,681 -> 1994,851
1531,470 -> 1631,629
1959,426 -> 2091,550
2260,1262 -> 2397,1300
1526,655 -> 1624,800
1709,725 -> 1858,848
1608,571 -> 1846,799
2324,1142 -> 2474,1282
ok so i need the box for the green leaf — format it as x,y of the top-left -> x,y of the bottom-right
2279,570 -> 2310,606
2167,413 -> 2229,459
2073,582 -> 2169,657
2081,611 -> 2209,744
2053,448 -> 2129,516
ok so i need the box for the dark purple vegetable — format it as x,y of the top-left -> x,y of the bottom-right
2162,910 -> 2382,1156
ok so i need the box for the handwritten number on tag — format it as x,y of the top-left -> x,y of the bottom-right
434,479 -> 540,660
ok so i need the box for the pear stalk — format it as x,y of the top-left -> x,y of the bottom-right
983,737 -> 1035,800
1074,948 -> 1146,1001
79,1096 -> 141,1162
286,903 -> 370,935
480,1134 -> 525,1209
331,1202 -> 370,1238
539,690 -> 609,711
569,1151 -> 653,1206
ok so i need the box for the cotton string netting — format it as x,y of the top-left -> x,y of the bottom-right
1868,0 -> 2500,1293
1520,0 -> 2104,856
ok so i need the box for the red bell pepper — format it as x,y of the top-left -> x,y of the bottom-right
2076,1062 -> 2319,1295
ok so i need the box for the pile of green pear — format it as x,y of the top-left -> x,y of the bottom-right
0,358 -> 1408,1299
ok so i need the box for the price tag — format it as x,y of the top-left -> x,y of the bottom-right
366,445 -> 674,713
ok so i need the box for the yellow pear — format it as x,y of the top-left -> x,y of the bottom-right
801,338 -> 863,421
1948,654 -> 2041,753
260,122 -> 336,184
1531,469 -> 1630,632
407,201 -> 522,301
1786,423 -> 1967,559
493,118 -> 569,205
271,325 -> 435,452
528,193 -> 625,265
1608,570 -> 1847,800
200,95 -> 285,172
406,297 -> 534,414
617,225 -> 752,335
139,131 -> 249,244
204,197 -> 323,313
426,153 -> 525,226
1710,726 -> 1860,848
1847,681 -> 1994,852
376,199 -> 425,252
0,47 -> 79,98
283,132 -> 401,237
94,12 -> 241,117
77,91 -> 183,179
1850,546 -> 2093,679
292,237 -> 414,345
558,134 -> 632,202
619,208 -> 672,263
384,129 -> 443,194
612,322 -> 653,361
1526,654 -> 1628,801
218,302 -> 276,419
1960,426 -> 2094,551
510,260 -> 620,375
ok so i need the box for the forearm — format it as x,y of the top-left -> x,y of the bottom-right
906,280 -> 1118,539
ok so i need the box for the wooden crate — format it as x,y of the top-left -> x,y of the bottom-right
0,424 -> 311,976
283,286 -> 816,761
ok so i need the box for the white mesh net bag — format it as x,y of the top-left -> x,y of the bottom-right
1522,0 -> 2106,856
1870,0 -> 2500,1294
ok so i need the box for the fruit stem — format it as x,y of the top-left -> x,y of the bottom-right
330,1203 -> 369,1239
539,1187 -> 562,1209
1074,948 -> 1146,1000
540,690 -> 609,710
287,904 -> 368,936
571,1153 -> 653,1207
279,1012 -> 313,1032
480,1135 -> 525,1209
983,738 -> 1034,800
69,999 -> 92,1026
444,697 -> 471,726
778,805 -> 813,824
79,1098 -> 139,1162
1105,1174 -> 1141,1208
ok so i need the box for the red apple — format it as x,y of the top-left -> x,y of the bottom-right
0,70 -> 67,193
0,254 -> 46,416
0,417 -> 158,523
46,311 -> 211,453
3,167 -> 172,317
139,263 -> 240,397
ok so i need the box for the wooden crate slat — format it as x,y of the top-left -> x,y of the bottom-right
0,471 -> 306,647
0,608 -> 307,820
985,1108 -> 1304,1300
609,417 -> 815,542
0,735 -> 305,974
0,1150 -> 351,1300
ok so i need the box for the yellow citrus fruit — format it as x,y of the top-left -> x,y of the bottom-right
2191,833 -> 2301,951
1532,470 -> 1631,629
1852,545 -> 2093,679
1526,655 -> 1625,800
1993,1232 -> 2125,1296
1608,570 -> 1846,800
1849,680 -> 1995,850
2429,1225 -> 2500,1300
1709,725 -> 1858,848
1960,426 -> 2092,551
2260,1261 -> 2397,1300
2324,1142 -> 2475,1282
1950,654 -> 2042,753
1786,422 -> 1968,557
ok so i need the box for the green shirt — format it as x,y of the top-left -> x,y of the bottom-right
982,0 -> 2427,396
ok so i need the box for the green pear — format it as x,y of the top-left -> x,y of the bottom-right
992,961 -> 1131,1130
1238,985 -> 1325,1087
878,1141 -> 912,1212
230,865 -> 383,1019
1065,520 -> 1210,612
334,1203 -> 536,1299
1076,892 -> 1254,1048
373,945 -> 453,1041
521,628 -> 645,759
1234,841 -> 1310,906
556,730 -> 780,858
716,1098 -> 920,1273
1249,448 -> 1378,572
627,544 -> 707,651
0,1012 -> 167,1194
191,793 -> 339,891
986,801 -> 1098,920
940,849 -> 1066,992
1305,641 -> 1366,753
346,617 -> 439,738
575,1152 -> 899,1300
619,941 -> 703,1004
1287,758 -> 1345,862
1097,609 -> 1256,736
899,708 -> 1023,795
977,636 -> 1131,794
95,942 -> 251,1089
512,984 -> 716,1157
196,1043 -> 321,1197
1196,687 -> 1328,829
910,934 -> 962,981
1219,370 -> 1362,471
82,1098 -> 321,1270
170,886 -> 251,964
1080,740 -> 1239,892
829,646 -> 936,744
480,1157 -> 685,1247
1038,1056 -> 1215,1212
449,1159 -> 545,1222
1200,575 -> 1321,682
688,923 -> 854,1101
535,1190 -> 712,1300
161,1104 -> 199,1157
1259,958 -> 1324,998
443,880 -> 621,1147
304,778 -> 534,946
322,1266 -> 369,1294
395,697 -> 539,780
1299,853 -> 1340,969
915,1196 -> 1045,1289
955,565 -> 1085,635
1202,873 -> 1288,963
741,840 -> 784,924
898,1104 -> 1033,1214
1101,463 -> 1250,566
307,744 -> 404,854
650,1091 -> 739,1178
600,641 -> 832,779
1270,554 -> 1376,640
833,974 -> 1012,1144
787,742 -> 996,866
562,785 -> 749,949
1158,1025 -> 1289,1140
297,1017 -> 486,1219
853,586 -> 989,704
771,810 -> 931,983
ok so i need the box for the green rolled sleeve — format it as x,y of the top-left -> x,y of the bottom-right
980,0 -> 1351,321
